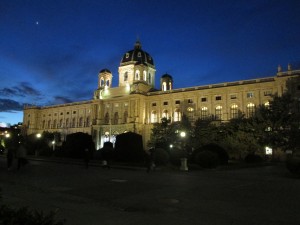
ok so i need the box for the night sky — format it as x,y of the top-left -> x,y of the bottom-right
1,0 -> 300,126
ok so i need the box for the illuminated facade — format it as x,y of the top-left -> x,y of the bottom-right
23,41 -> 300,149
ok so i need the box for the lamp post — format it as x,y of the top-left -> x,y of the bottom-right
36,133 -> 41,156
179,131 -> 188,171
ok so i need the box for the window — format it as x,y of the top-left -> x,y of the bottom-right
162,110 -> 169,119
187,107 -> 194,112
216,96 -> 222,101
100,78 -> 104,86
86,117 -> 90,127
54,113 -> 57,116
264,101 -> 270,108
59,119 -> 63,128
152,102 -> 157,107
123,111 -> 128,123
201,97 -> 207,102
247,103 -> 255,117
67,112 -> 69,115
135,70 -> 140,80
151,111 -> 157,123
188,99 -> 193,103
174,109 -> 181,122
72,118 -> 76,127
163,101 -> 168,105
66,118 -> 69,128
126,53 -> 129,58
247,92 -> 254,98
73,111 -> 76,114
60,112 -> 63,115
113,112 -> 119,125
79,117 -> 83,127
138,52 -> 141,57
42,120 -> 45,129
104,112 -> 110,124
264,90 -> 272,96
124,72 -> 128,81
230,104 -> 238,119
201,107 -> 208,119
53,119 -> 57,128
215,106 -> 222,120
162,82 -> 167,91
175,100 -> 180,104
48,120 -> 51,128
230,94 -> 237,99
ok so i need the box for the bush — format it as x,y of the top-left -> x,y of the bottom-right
194,151 -> 220,168
244,154 -> 263,163
154,148 -> 170,166
169,147 -> 186,166
201,143 -> 229,164
286,156 -> 300,174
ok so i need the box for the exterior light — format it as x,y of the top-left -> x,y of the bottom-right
265,146 -> 272,155
180,131 -> 186,138
5,133 -> 10,138
36,133 -> 41,138
170,144 -> 173,148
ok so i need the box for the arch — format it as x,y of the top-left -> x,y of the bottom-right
72,118 -> 76,128
148,73 -> 151,83
124,72 -> 128,81
201,107 -> 208,119
53,119 -> 57,128
79,117 -> 83,127
162,109 -> 169,119
104,112 -> 110,124
42,120 -> 45,129
86,116 -> 90,127
162,82 -> 167,91
113,112 -> 119,125
215,105 -> 222,120
47,120 -> 51,129
100,78 -> 105,87
143,71 -> 147,81
230,104 -> 238,119
247,103 -> 255,117
59,119 -> 63,128
123,111 -> 128,123
66,118 -> 69,128
174,109 -> 181,122
135,70 -> 140,80
151,110 -> 158,123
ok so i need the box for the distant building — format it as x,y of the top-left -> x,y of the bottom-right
23,41 -> 300,149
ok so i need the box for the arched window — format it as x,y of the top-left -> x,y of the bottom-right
135,70 -> 140,80
151,111 -> 158,123
48,120 -> 51,129
79,117 -> 83,127
143,71 -> 147,81
247,103 -> 255,117
187,107 -> 194,121
66,118 -> 69,128
162,110 -> 169,119
230,104 -> 238,119
104,112 -> 110,124
174,109 -> 181,122
215,105 -> 222,120
100,78 -> 105,87
72,118 -> 76,127
162,82 -> 167,91
59,119 -> 63,128
148,73 -> 151,83
201,107 -> 208,119
53,119 -> 57,128
124,72 -> 128,81
106,79 -> 110,87
42,120 -> 45,129
113,112 -> 119,125
86,117 -> 90,127
123,111 -> 128,123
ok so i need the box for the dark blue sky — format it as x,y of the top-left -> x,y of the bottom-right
1,0 -> 300,125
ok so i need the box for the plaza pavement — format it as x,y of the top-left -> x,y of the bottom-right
0,156 -> 299,225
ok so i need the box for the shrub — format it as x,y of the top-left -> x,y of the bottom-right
169,147 -> 186,166
286,156 -> 300,174
154,148 -> 170,166
244,154 -> 263,163
201,143 -> 229,164
194,150 -> 220,168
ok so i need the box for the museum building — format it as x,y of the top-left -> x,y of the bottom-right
23,41 -> 300,149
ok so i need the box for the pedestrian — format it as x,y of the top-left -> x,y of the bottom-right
84,148 -> 90,169
16,143 -> 27,170
7,147 -> 14,170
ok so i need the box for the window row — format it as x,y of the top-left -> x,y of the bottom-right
41,117 -> 91,129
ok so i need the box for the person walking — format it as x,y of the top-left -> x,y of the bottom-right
16,143 -> 27,170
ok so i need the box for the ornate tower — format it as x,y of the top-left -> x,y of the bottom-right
93,69 -> 112,99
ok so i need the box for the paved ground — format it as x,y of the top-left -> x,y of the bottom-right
0,157 -> 299,225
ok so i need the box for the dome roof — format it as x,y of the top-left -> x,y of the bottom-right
161,73 -> 173,79
120,41 -> 154,66
99,68 -> 111,73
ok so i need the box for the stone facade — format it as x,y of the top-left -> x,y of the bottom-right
23,41 -> 300,149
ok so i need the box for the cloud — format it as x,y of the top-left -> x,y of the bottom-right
0,98 -> 23,112
52,96 -> 73,105
0,82 -> 41,97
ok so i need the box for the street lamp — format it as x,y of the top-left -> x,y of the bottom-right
35,133 -> 42,156
179,131 -> 188,171
52,140 -> 56,151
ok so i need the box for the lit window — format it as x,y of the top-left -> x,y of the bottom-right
187,107 -> 194,112
174,109 -> 181,122
247,103 -> 255,117
230,104 -> 238,119
201,107 -> 208,119
162,110 -> 169,119
124,72 -> 128,81
215,106 -> 222,120
151,111 -> 158,123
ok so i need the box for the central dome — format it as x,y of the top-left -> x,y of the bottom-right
120,40 -> 154,66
